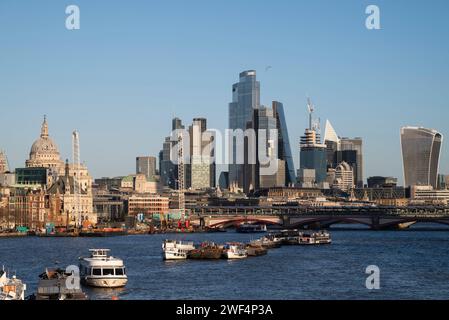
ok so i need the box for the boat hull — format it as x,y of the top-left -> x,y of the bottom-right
224,252 -> 248,259
246,246 -> 268,257
163,252 -> 188,260
83,277 -> 128,288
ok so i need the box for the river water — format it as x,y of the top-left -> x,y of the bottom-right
1,227 -> 449,300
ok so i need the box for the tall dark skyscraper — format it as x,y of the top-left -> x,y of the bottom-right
340,138 -> 364,187
272,101 -> 296,185
228,70 -> 260,190
160,117 -> 186,189
401,126 -> 443,188
243,109 -> 260,194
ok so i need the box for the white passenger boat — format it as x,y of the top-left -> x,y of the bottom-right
79,249 -> 128,288
0,268 -> 27,300
300,231 -> 332,245
162,240 -> 196,260
223,243 -> 248,259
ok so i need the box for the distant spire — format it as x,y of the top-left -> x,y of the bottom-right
41,115 -> 49,138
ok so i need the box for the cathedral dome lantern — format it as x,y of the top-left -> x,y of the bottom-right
26,116 -> 65,175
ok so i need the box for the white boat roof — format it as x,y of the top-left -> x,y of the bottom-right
80,249 -> 125,267
80,257 -> 125,267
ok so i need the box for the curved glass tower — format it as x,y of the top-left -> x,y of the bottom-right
401,127 -> 443,188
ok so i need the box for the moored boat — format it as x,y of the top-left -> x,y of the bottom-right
259,235 -> 282,249
33,268 -> 88,300
188,241 -> 223,260
223,243 -> 248,259
79,228 -> 127,237
299,231 -> 332,245
236,223 -> 267,233
246,242 -> 268,257
0,268 -> 27,300
79,249 -> 128,288
280,230 -> 332,245
162,240 -> 196,260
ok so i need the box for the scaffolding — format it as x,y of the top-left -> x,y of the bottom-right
177,131 -> 185,221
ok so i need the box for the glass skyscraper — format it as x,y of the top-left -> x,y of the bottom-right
401,126 -> 443,189
272,101 -> 296,185
340,138 -> 364,188
228,70 -> 260,189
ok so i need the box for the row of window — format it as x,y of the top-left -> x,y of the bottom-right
82,267 -> 126,276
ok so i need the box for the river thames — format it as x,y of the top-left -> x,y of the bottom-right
1,227 -> 449,300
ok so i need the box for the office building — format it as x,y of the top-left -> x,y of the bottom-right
160,118 -> 186,189
189,118 -> 215,190
410,185 -> 449,205
136,156 -> 157,180
299,101 -> 327,185
323,120 -> 364,187
15,167 -> 53,187
229,70 -> 260,190
340,138 -> 364,187
243,109 -> 260,194
367,176 -> 398,188
127,194 -> 170,217
334,161 -> 354,192
401,126 -> 443,189
272,101 -> 296,185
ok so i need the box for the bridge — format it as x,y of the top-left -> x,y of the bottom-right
189,206 -> 449,230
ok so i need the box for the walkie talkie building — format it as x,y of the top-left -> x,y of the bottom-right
401,126 -> 443,189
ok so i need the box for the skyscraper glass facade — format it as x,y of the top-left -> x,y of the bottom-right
229,70 -> 260,189
272,101 -> 296,185
300,147 -> 327,184
401,127 -> 443,188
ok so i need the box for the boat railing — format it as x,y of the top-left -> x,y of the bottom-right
89,249 -> 111,258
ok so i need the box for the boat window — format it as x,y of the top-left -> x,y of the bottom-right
92,268 -> 101,276
103,269 -> 114,276
115,268 -> 124,276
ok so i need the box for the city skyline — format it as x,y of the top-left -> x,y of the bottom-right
1,0 -> 449,180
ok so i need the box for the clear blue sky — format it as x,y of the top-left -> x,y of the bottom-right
1,0 -> 448,183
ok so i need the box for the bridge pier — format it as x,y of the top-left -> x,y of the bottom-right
371,216 -> 380,230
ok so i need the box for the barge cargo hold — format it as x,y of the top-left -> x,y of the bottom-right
188,242 -> 223,260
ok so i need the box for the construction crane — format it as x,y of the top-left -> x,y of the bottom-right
307,97 -> 314,130
72,130 -> 81,229
177,131 -> 186,222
